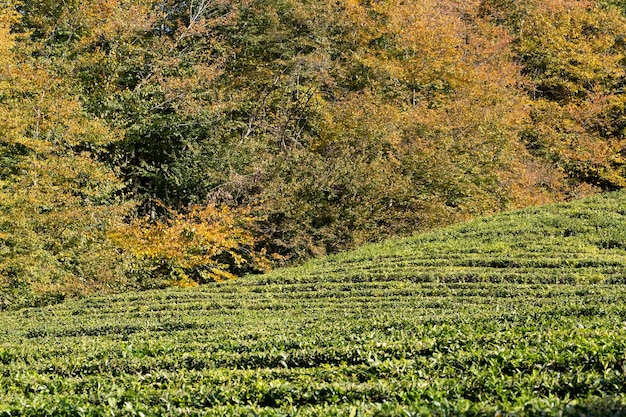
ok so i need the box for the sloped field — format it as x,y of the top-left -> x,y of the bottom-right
2,192 -> 626,415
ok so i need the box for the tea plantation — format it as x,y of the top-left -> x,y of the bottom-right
3,192 -> 626,416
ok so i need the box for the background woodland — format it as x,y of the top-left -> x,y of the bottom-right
2,0 -> 626,307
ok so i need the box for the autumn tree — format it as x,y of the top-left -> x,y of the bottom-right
111,203 -> 269,286
14,0 -> 624,268
240,0 -> 564,257
482,0 -> 626,190
0,4 -> 135,308
20,0 -> 570,259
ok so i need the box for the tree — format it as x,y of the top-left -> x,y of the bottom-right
511,0 -> 626,189
12,0 -> 616,270
0,5 -> 134,308
111,203 -> 269,286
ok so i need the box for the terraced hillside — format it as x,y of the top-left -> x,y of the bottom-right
2,192 -> 626,415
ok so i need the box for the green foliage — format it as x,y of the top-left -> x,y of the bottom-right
0,5 -> 135,309
3,192 -> 626,414
13,0 -> 570,261
604,0 -> 626,15
4,0 -> 626,298
265,190 -> 626,285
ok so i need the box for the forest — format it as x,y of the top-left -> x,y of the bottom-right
2,0 -> 626,307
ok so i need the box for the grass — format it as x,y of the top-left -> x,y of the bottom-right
2,191 -> 626,415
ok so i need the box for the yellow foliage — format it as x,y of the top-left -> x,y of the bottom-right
0,3 -> 136,307
517,0 -> 626,100
111,203 -> 269,285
